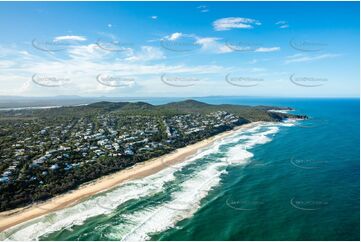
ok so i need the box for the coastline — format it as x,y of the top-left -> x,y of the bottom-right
0,121 -> 261,233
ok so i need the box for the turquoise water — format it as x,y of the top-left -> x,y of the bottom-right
2,98 -> 359,241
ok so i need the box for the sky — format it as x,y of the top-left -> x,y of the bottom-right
0,1 -> 359,98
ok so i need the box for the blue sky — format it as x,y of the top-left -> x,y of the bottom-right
0,1 -> 359,97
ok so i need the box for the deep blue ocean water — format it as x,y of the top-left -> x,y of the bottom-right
156,97 -> 360,240
2,98 -> 359,241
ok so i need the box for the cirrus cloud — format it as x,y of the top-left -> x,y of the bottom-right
53,35 -> 87,42
213,17 -> 261,31
285,53 -> 340,64
255,47 -> 280,52
275,21 -> 289,29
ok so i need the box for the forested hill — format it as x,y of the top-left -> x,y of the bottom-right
1,99 -> 307,122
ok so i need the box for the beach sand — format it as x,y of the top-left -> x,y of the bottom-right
0,122 -> 260,232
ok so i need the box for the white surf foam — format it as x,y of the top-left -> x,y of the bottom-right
108,163 -> 226,241
2,136 -> 225,241
225,125 -> 280,165
105,124 -> 285,240
3,168 -> 177,241
279,118 -> 297,127
267,109 -> 292,114
2,121 -> 292,241
226,146 -> 254,164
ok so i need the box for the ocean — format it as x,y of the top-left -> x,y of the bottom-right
2,97 -> 359,241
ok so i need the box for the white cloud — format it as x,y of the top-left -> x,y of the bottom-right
161,33 -> 280,54
53,35 -> 87,42
254,47 -> 280,52
276,21 -> 287,25
108,24 -> 112,28
197,5 -> 209,13
125,46 -> 165,62
165,32 -> 183,41
151,16 -> 158,20
285,53 -> 340,64
0,44 -> 229,96
0,60 -> 16,68
213,17 -> 261,31
196,37 -> 233,53
67,43 -> 111,60
162,33 -> 233,54
275,21 -> 289,29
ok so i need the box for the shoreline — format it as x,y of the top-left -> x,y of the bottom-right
0,121 -> 262,233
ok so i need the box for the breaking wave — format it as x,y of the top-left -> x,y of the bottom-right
1,120 -> 296,241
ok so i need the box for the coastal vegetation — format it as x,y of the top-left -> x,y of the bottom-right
0,100 -> 306,211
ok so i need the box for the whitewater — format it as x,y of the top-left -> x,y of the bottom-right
1,120 -> 295,241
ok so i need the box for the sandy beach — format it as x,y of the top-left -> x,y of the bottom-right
0,122 -> 260,233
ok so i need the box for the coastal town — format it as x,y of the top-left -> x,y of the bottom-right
0,100 -> 303,211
